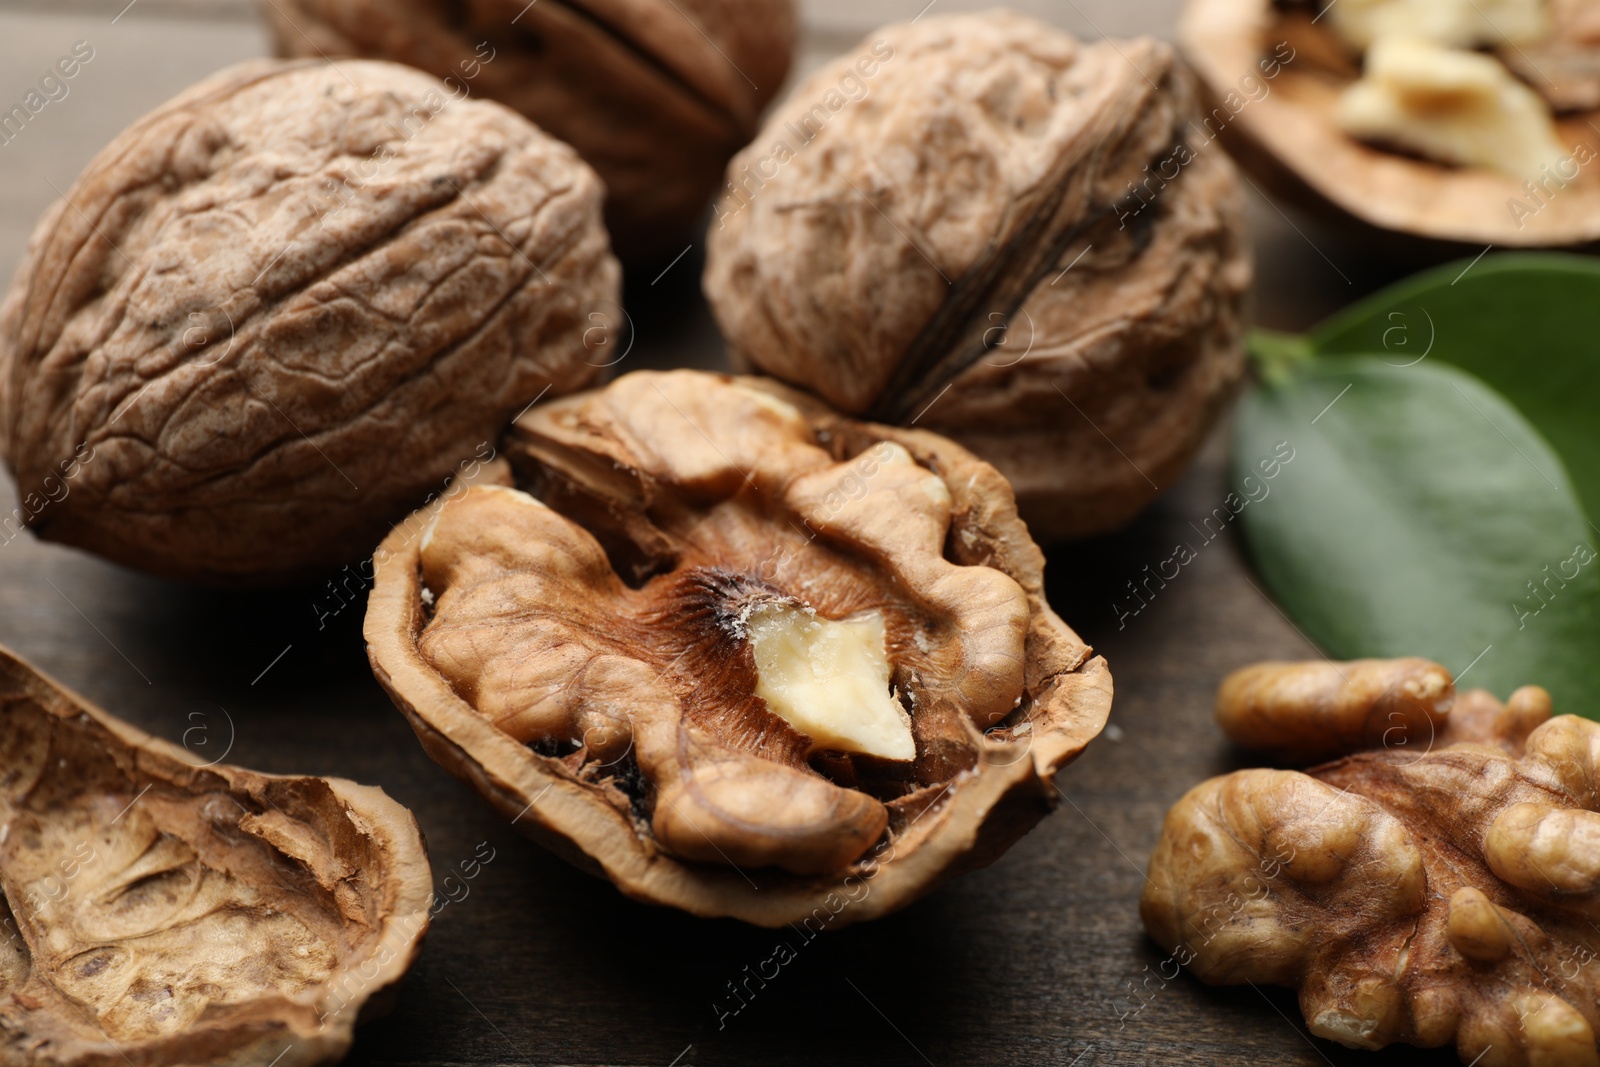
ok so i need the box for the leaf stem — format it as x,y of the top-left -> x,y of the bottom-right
1247,329 -> 1314,384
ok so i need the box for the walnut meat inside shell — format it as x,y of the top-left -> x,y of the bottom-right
1144,658 -> 1600,1066
261,0 -> 796,262
0,644 -> 431,1066
0,58 -> 619,585
365,370 -> 1111,925
1180,0 -> 1600,249
703,12 -> 1250,542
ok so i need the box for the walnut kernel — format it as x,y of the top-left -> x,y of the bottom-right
366,370 -> 1112,924
1145,657 -> 1600,1066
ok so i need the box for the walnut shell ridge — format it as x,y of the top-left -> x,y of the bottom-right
0,58 -> 619,586
364,370 -> 1112,927
703,11 -> 1250,542
0,643 -> 432,1066
261,0 -> 796,262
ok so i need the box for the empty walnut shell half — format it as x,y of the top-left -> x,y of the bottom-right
0,58 -> 618,586
1144,657 -> 1600,1065
703,11 -> 1250,542
261,0 -> 796,262
1180,0 -> 1600,250
365,370 -> 1111,926
0,643 -> 431,1066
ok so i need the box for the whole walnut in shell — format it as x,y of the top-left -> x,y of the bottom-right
703,12 -> 1251,542
1144,657 -> 1600,1066
261,0 -> 796,262
365,370 -> 1111,925
0,643 -> 431,1066
0,58 -> 618,586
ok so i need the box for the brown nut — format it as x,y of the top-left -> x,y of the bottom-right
261,0 -> 796,262
1215,656 -> 1455,763
1144,660 -> 1600,1066
1499,0 -> 1600,113
365,370 -> 1112,925
702,12 -> 1250,542
1180,0 -> 1600,250
0,643 -> 431,1065
0,58 -> 618,586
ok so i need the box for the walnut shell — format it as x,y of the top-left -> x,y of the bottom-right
364,370 -> 1111,926
1144,658 -> 1600,1065
0,643 -> 431,1066
0,58 -> 618,586
702,12 -> 1250,542
1500,0 -> 1600,114
1180,0 -> 1600,250
260,0 -> 796,262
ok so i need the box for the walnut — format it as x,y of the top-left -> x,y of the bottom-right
1337,37 -> 1568,182
0,643 -> 431,1066
1499,0 -> 1600,113
260,0 -> 796,262
0,58 -> 618,586
1214,656 -> 1456,763
365,370 -> 1111,925
1180,0 -> 1600,248
1143,656 -> 1600,1065
701,12 -> 1250,542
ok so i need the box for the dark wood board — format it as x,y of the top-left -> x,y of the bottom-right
0,2 -> 1488,1064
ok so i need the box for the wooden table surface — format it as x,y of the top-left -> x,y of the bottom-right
0,2 -> 1461,1064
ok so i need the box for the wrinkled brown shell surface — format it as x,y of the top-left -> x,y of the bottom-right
0,58 -> 618,586
262,0 -> 796,261
1145,666 -> 1600,1067
703,11 -> 1250,542
365,370 -> 1111,927
0,644 -> 431,1067
1180,0 -> 1600,249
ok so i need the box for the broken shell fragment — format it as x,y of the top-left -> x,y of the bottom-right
0,644 -> 431,1066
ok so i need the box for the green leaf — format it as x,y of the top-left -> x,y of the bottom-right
1234,356 -> 1600,713
1303,252 -> 1600,526
1246,328 -> 1313,384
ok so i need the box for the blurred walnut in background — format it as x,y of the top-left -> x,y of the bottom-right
704,11 -> 1250,543
261,0 -> 796,262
